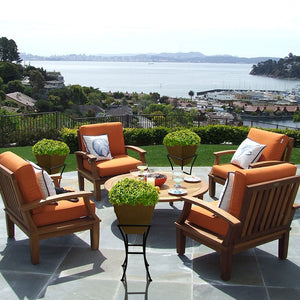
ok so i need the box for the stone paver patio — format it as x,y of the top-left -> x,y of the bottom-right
0,167 -> 300,299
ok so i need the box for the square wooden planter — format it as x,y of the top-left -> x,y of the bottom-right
35,154 -> 67,174
114,204 -> 155,234
166,145 -> 198,166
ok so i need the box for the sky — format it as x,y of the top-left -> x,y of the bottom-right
1,0 -> 300,58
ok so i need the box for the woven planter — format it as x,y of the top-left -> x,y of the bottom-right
166,145 -> 198,166
35,154 -> 67,174
114,204 -> 155,234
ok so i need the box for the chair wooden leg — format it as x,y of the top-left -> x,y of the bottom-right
176,228 -> 186,255
5,213 -> 15,238
220,249 -> 233,281
30,235 -> 40,264
279,232 -> 290,260
90,223 -> 100,250
94,181 -> 101,201
78,173 -> 85,191
209,176 -> 216,197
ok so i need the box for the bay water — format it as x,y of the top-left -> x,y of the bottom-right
28,61 -> 300,98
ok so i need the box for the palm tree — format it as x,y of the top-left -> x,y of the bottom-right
188,90 -> 194,100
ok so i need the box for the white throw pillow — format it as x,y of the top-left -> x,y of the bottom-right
29,161 -> 56,199
218,172 -> 235,212
83,134 -> 113,161
231,138 -> 266,169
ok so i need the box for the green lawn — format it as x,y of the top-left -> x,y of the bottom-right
1,144 -> 299,172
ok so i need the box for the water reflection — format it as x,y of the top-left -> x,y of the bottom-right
242,118 -> 300,130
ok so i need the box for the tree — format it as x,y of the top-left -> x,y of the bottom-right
6,80 -> 25,93
189,108 -> 199,119
113,91 -> 125,99
150,92 -> 160,102
0,37 -> 21,63
0,62 -> 22,83
188,90 -> 194,100
70,85 -> 87,105
0,90 -> 5,101
29,69 -> 45,98
35,99 -> 52,112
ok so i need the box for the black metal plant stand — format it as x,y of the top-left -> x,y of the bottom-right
117,224 -> 152,282
167,154 -> 197,175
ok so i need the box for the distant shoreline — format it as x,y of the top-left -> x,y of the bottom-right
20,52 -> 278,65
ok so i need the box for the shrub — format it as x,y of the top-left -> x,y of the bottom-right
109,177 -> 159,206
163,129 -> 201,146
60,127 -> 78,153
32,138 -> 70,156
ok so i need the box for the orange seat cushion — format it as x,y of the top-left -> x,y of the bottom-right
0,151 -> 43,203
32,198 -> 96,226
229,163 -> 297,218
79,122 -> 126,156
187,200 -> 229,236
247,128 -> 289,161
211,163 -> 242,179
83,154 -> 142,177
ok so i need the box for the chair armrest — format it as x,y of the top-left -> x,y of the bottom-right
176,196 -> 242,244
249,160 -> 286,168
75,151 -> 99,178
179,195 -> 241,226
21,191 -> 94,212
213,150 -> 236,165
75,151 -> 97,161
125,145 -> 147,163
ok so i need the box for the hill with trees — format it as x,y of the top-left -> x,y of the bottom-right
250,53 -> 300,79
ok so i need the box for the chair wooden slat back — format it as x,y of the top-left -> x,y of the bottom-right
239,176 -> 300,241
0,164 -> 27,227
282,137 -> 294,162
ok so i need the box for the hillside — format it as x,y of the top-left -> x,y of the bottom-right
20,52 -> 276,64
250,53 -> 300,79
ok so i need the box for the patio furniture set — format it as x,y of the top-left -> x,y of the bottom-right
0,122 -> 298,282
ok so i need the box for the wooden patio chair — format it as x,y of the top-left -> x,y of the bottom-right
75,122 -> 147,201
208,127 -> 294,197
175,163 -> 300,281
0,151 -> 100,264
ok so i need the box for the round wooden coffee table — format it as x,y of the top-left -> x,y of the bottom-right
104,172 -> 208,203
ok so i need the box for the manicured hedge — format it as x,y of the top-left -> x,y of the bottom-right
59,125 -> 300,153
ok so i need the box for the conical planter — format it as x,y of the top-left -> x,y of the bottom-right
35,154 -> 67,174
166,145 -> 198,166
114,203 -> 155,234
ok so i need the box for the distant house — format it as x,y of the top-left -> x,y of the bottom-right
106,105 -> 133,116
78,105 -> 105,116
5,92 -> 36,111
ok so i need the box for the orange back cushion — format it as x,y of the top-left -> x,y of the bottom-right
229,163 -> 297,218
247,128 -> 289,161
0,151 -> 43,203
79,122 -> 125,156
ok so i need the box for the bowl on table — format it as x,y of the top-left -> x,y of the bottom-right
145,173 -> 167,186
